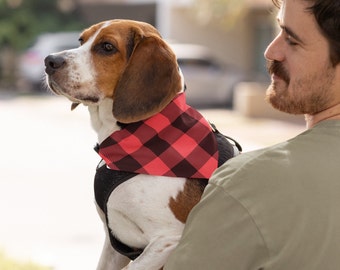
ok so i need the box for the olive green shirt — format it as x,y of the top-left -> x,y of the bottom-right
165,120 -> 340,270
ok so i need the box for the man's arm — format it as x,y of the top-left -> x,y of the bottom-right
164,182 -> 269,270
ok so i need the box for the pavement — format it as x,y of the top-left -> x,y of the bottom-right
0,92 -> 306,270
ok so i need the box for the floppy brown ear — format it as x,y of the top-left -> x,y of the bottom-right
112,35 -> 182,123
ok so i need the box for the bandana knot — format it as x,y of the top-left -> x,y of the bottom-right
96,93 -> 218,179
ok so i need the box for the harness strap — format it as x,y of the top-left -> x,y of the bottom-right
94,165 -> 142,260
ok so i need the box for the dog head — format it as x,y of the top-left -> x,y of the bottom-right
45,20 -> 183,123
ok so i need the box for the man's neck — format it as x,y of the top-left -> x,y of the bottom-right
305,103 -> 340,129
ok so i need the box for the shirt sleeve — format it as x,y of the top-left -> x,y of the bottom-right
164,182 -> 269,270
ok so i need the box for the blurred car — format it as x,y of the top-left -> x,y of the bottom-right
170,43 -> 244,107
17,32 -> 80,91
18,32 -> 244,107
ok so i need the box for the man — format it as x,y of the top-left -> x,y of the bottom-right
164,0 -> 340,269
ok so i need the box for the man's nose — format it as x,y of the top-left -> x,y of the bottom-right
264,34 -> 285,62
44,54 -> 66,75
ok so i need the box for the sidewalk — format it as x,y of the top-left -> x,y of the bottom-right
0,93 -> 306,270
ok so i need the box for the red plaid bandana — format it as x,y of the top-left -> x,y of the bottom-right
96,93 -> 218,179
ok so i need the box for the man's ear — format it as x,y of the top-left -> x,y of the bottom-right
112,35 -> 182,123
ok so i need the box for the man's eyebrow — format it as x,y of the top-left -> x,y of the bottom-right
277,19 -> 304,44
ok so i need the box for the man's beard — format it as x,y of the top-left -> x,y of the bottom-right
265,60 -> 334,115
267,60 -> 290,84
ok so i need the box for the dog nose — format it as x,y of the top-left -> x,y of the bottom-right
44,54 -> 66,75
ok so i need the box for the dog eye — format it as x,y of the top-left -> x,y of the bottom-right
78,38 -> 84,45
101,42 -> 118,55
103,42 -> 115,51
93,42 -> 118,55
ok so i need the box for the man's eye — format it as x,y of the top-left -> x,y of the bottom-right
285,35 -> 298,46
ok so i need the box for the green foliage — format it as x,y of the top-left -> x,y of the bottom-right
0,0 -> 86,51
192,0 -> 246,28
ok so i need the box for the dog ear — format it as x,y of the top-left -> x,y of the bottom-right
112,34 -> 182,123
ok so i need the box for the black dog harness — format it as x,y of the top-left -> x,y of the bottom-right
94,126 -> 241,260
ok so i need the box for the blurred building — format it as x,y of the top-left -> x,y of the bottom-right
76,0 -> 275,80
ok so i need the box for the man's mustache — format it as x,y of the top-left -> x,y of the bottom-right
266,60 -> 290,83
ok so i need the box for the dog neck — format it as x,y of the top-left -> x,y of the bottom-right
95,92 -> 220,179
88,98 -> 120,144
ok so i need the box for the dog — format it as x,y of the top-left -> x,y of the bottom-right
44,19 -> 241,270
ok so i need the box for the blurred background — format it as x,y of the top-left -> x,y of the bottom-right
1,0 -> 275,104
0,0 -> 305,269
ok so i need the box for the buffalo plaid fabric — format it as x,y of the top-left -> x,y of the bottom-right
96,93 -> 218,179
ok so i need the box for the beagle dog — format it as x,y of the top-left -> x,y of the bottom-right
44,20 -> 240,270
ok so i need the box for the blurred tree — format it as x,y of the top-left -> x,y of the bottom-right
192,0 -> 246,29
0,0 -> 86,51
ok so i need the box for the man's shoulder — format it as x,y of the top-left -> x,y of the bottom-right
222,141 -> 289,170
210,141 -> 291,188
210,121 -> 340,189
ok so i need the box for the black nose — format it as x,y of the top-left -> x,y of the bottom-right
44,55 -> 66,75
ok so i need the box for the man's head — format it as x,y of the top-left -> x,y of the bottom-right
272,0 -> 340,66
264,0 -> 340,115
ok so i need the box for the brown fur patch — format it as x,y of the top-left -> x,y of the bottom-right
112,35 -> 182,123
169,179 -> 208,223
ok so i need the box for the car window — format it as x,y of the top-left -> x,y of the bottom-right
177,58 -> 220,70
55,45 -> 78,51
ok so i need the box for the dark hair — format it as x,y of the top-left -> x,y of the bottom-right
272,0 -> 340,66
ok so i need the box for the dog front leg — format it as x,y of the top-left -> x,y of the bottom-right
97,236 -> 130,270
122,234 -> 181,270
